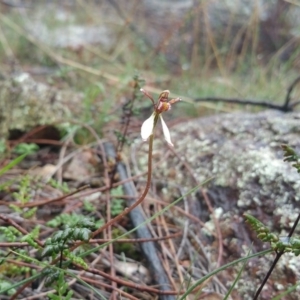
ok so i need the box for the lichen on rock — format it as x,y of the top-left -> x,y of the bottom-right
134,109 -> 300,298
157,110 -> 300,225
0,72 -> 83,138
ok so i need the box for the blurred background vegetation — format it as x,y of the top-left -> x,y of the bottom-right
0,0 -> 299,126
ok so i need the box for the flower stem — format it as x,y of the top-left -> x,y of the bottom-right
91,132 -> 155,238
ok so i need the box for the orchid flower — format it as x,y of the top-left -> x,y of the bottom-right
140,89 -> 181,146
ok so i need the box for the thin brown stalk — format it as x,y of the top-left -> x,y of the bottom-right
0,185 -> 89,208
106,176 -> 117,300
78,275 -> 140,300
156,205 -> 178,290
0,215 -> 43,247
77,263 -> 179,295
160,204 -> 186,287
90,132 -> 155,239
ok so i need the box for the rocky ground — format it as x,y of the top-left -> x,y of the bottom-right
134,109 -> 300,299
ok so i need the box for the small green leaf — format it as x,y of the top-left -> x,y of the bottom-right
0,280 -> 17,296
52,231 -> 65,243
47,293 -> 60,300
60,228 -> 74,241
83,200 -> 95,212
65,290 -> 73,300
20,235 -> 39,248
41,245 -> 55,257
0,153 -> 28,176
291,238 -> 300,248
78,218 -> 95,229
80,228 -> 91,242
13,143 -> 39,155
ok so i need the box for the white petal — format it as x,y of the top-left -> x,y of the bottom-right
160,115 -> 173,146
141,113 -> 155,141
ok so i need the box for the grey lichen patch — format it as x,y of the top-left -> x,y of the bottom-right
134,110 -> 300,298
0,73 -> 83,138
169,111 -> 300,220
135,111 -> 300,221
276,252 -> 300,281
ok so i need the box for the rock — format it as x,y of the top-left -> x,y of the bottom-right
0,72 -> 83,138
173,110 -> 300,219
142,0 -> 299,29
142,110 -> 300,226
135,110 -> 300,299
27,23 -> 114,50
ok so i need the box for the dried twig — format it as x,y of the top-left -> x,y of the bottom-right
0,215 -> 43,247
194,96 -> 293,111
194,74 -> 300,112
283,75 -> 300,110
